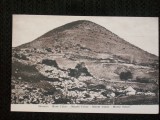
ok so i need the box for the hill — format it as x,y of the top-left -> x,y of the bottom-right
17,20 -> 158,65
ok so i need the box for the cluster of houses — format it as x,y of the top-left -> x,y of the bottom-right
97,57 -> 129,64
115,86 -> 156,97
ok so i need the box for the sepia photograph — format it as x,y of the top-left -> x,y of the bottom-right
11,15 -> 159,113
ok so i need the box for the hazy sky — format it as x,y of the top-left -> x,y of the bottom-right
12,15 -> 159,56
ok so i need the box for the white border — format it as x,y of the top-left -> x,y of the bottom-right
11,104 -> 159,114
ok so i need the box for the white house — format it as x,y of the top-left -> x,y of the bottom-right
136,92 -> 145,95
126,91 -> 136,96
125,86 -> 136,96
145,91 -> 156,96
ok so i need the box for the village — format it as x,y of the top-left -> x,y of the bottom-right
11,74 -> 157,105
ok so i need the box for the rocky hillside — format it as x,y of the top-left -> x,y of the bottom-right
12,20 -> 159,105
17,20 -> 158,65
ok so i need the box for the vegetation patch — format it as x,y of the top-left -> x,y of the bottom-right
42,59 -> 58,68
68,62 -> 92,78
12,60 -> 45,82
120,71 -> 132,82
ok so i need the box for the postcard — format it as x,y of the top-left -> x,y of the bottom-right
11,15 -> 159,114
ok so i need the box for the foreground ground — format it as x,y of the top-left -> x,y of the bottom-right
11,48 -> 159,105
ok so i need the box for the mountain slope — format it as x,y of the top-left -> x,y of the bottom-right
17,20 -> 158,64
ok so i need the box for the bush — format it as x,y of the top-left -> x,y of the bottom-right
42,59 -> 58,68
84,93 -> 90,98
89,84 -> 106,90
68,68 -> 79,78
14,53 -> 29,60
120,71 -> 132,81
68,62 -> 91,78
45,48 -> 52,52
75,62 -> 91,76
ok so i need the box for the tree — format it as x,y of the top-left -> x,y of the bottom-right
75,62 -> 91,76
120,71 -> 132,82
68,68 -> 79,78
45,48 -> 52,52
68,62 -> 91,78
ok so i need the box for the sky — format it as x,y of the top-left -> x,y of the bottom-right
12,15 -> 159,56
